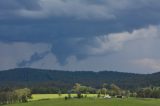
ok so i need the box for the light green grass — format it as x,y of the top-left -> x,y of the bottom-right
3,94 -> 160,106
30,94 -> 97,101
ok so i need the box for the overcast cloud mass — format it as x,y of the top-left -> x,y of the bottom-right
0,0 -> 160,73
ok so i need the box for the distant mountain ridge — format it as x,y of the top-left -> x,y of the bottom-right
0,68 -> 160,89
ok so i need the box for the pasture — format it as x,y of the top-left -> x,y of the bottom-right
3,94 -> 160,106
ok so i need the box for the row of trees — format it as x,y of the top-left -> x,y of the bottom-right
136,87 -> 160,98
73,83 -> 160,99
63,83 -> 160,99
63,83 -> 130,99
97,83 -> 122,96
73,83 -> 97,94
0,88 -> 32,105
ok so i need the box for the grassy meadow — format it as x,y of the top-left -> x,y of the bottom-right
3,94 -> 160,106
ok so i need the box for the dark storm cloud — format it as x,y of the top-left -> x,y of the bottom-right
1,0 -> 160,66
17,51 -> 50,67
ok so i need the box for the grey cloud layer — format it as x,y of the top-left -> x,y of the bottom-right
1,26 -> 160,73
0,0 -> 160,20
0,0 -> 160,73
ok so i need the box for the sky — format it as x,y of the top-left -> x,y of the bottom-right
0,0 -> 160,73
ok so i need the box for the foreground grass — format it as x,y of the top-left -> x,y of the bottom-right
3,94 -> 160,106
3,98 -> 160,106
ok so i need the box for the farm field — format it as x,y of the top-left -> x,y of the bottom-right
3,94 -> 160,106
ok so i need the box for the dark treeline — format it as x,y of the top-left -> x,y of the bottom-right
0,68 -> 160,91
32,87 -> 68,94
0,88 -> 31,105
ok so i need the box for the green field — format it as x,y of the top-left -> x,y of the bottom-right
30,94 -> 97,101
3,94 -> 160,106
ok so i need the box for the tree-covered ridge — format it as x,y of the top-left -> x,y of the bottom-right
0,68 -> 159,90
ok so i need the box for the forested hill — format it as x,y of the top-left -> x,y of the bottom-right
0,68 -> 160,89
